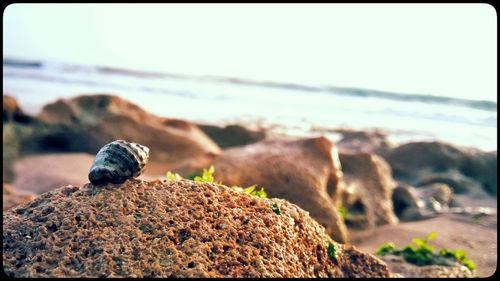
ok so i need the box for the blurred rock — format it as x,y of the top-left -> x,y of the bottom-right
336,129 -> 393,153
391,183 -> 454,221
380,141 -> 497,196
208,136 -> 348,244
3,95 -> 33,124
3,179 -> 393,277
3,95 -> 38,182
34,94 -> 221,165
338,152 -> 399,229
197,124 -> 266,148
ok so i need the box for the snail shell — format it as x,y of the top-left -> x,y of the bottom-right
88,140 -> 150,185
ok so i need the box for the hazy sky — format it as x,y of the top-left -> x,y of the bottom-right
3,3 -> 497,102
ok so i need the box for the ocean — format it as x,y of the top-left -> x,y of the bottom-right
3,58 -> 497,152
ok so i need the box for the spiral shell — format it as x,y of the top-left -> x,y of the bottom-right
88,140 -> 150,185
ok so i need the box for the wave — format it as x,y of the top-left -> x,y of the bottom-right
3,57 -> 497,112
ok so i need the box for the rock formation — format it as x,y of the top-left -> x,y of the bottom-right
34,94 -> 221,168
3,179 -> 393,278
207,136 -> 348,244
3,95 -> 37,182
338,151 -> 399,229
380,141 -> 497,196
197,123 -> 266,148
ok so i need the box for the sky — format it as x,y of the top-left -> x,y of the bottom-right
3,3 -> 497,102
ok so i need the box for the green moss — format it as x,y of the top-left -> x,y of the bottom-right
327,241 -> 337,261
337,206 -> 347,221
374,232 -> 476,273
439,249 -> 476,272
194,165 -> 216,183
165,171 -> 182,180
231,185 -> 267,198
270,202 -> 281,215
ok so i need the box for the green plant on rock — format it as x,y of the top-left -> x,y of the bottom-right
231,185 -> 267,198
327,241 -> 337,261
439,248 -> 476,273
164,166 -> 268,199
270,202 -> 281,215
374,232 -> 475,273
194,165 -> 218,183
164,171 -> 183,181
337,205 -> 347,221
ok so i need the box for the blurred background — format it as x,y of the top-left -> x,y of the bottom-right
3,3 -> 497,151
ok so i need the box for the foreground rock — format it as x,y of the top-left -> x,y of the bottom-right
209,137 -> 348,244
338,152 -> 399,229
3,179 -> 392,278
25,94 -> 220,169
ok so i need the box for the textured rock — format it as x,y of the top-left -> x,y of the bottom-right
3,179 -> 393,278
208,136 -> 348,244
380,141 -> 497,196
3,183 -> 35,211
35,94 -> 220,166
339,152 -> 399,229
197,124 -> 266,148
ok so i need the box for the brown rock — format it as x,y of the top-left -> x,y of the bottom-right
197,123 -> 266,148
3,95 -> 37,182
207,136 -> 348,244
336,129 -> 392,153
380,141 -> 497,196
339,152 -> 399,229
2,179 -> 393,278
3,183 -> 35,211
35,94 -> 221,166
3,95 -> 32,124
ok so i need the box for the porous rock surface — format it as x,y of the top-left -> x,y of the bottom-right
35,94 -> 221,166
208,136 -> 349,244
338,151 -> 399,229
3,179 -> 392,278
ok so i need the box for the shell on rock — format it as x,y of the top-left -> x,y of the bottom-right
88,140 -> 150,185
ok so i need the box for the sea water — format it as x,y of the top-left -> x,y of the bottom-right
3,59 -> 497,152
